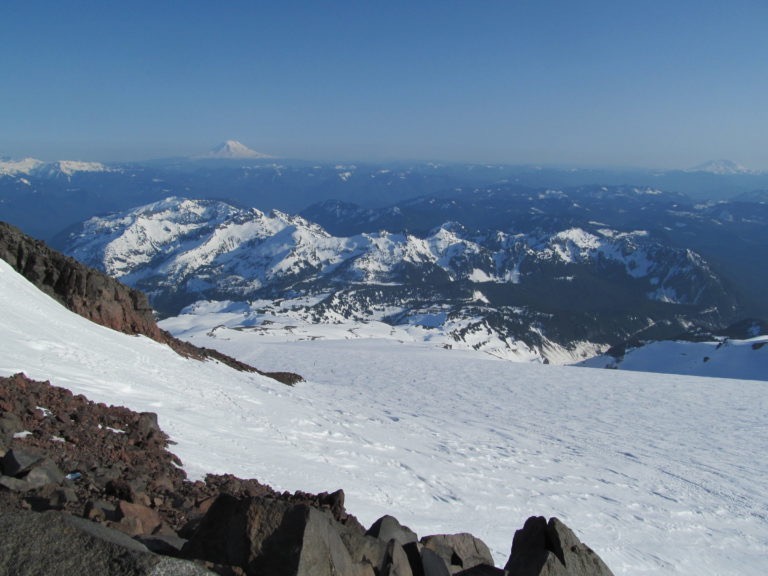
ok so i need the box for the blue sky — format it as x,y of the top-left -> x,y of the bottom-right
2,0 -> 767,168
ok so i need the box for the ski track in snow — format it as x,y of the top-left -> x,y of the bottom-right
1,258 -> 767,574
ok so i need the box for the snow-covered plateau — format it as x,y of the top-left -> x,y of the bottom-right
1,257 -> 767,574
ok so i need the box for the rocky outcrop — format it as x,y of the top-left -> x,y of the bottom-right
182,495 -> 376,576
504,516 -> 614,576
421,533 -> 495,574
0,373 -> 615,576
0,221 -> 302,385
0,220 -> 162,339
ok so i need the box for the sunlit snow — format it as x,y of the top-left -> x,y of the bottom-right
1,258 -> 766,575
582,337 -> 768,381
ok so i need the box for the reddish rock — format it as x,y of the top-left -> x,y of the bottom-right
116,500 -> 164,536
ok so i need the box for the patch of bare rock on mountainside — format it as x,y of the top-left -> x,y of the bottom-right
0,221 -> 301,385
0,373 -> 614,576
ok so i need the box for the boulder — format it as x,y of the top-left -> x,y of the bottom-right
504,516 -> 614,576
26,485 -> 78,511
182,493 -> 375,575
22,457 -> 65,488
381,538 -> 415,576
0,412 -> 24,448
318,488 -> 347,520
136,411 -> 162,441
114,499 -> 164,536
1,447 -> 44,476
0,475 -> 29,492
421,533 -> 494,574
367,514 -> 418,546
0,455 -> 64,491
338,519 -> 391,572
85,499 -> 120,522
0,509 -> 215,575
421,547 -> 451,576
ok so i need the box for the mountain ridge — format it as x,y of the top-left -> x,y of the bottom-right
60,197 -> 740,364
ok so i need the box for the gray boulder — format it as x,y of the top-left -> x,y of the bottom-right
367,514 -> 418,546
504,516 -> 614,576
0,413 -> 24,451
182,493 -> 374,575
0,510 -> 214,576
21,458 -> 65,488
1,447 -> 43,477
421,546 -> 451,576
421,533 -> 494,574
338,519 -> 392,572
0,451 -> 64,492
381,538 -> 415,576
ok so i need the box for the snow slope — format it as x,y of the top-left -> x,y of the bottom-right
1,258 -> 767,574
581,337 -> 768,381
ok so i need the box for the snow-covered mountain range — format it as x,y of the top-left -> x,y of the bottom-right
688,159 -> 757,175
0,157 -> 112,178
3,147 -> 766,367
61,196 -> 738,363
1,254 -> 766,575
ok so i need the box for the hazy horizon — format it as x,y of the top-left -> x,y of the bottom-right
0,142 -> 761,174
3,1 -> 767,170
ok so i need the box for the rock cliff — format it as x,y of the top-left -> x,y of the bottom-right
0,221 -> 162,339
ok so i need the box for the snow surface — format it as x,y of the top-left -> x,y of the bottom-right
159,297 -> 595,364
1,258 -> 767,574
582,337 -> 768,381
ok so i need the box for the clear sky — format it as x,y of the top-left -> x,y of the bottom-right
2,0 -> 767,169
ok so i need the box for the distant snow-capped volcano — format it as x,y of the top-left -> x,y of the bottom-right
197,140 -> 272,159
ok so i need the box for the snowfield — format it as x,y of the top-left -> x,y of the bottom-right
581,337 -> 768,381
1,258 -> 767,574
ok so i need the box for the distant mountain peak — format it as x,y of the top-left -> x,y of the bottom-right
687,159 -> 755,175
0,157 -> 45,176
0,157 -> 110,178
198,140 -> 272,159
